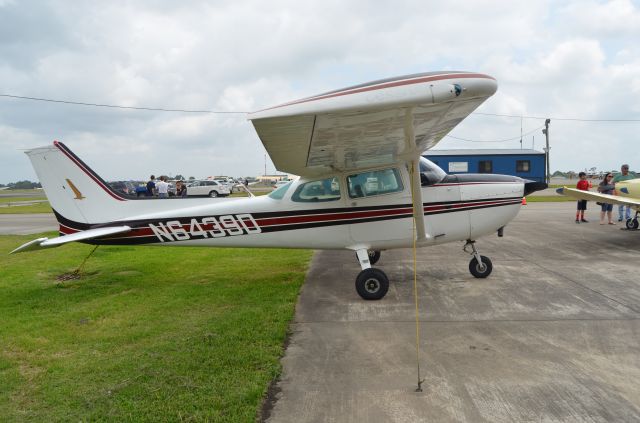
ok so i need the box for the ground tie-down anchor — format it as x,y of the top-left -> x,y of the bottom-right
56,245 -> 99,282
415,377 -> 426,392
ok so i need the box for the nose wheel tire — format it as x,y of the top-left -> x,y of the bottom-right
355,268 -> 389,300
625,218 -> 639,230
469,255 -> 493,278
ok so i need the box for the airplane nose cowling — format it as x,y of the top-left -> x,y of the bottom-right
524,180 -> 548,196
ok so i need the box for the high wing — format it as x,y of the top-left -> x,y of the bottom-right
10,226 -> 131,254
248,71 -> 497,177
557,187 -> 640,211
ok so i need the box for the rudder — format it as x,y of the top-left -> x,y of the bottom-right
26,141 -> 127,225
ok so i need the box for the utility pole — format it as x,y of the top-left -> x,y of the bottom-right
542,119 -> 550,184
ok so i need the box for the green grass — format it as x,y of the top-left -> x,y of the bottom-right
0,197 -> 46,203
0,234 -> 312,422
526,195 -> 573,202
0,189 -> 45,195
0,202 -> 52,214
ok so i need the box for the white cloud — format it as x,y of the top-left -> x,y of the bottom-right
1,0 -> 640,183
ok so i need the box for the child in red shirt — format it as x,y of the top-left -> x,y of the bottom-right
575,171 -> 591,223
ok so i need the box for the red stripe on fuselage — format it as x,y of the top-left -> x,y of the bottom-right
57,198 -> 519,243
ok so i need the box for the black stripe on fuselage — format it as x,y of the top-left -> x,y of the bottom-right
55,196 -> 522,246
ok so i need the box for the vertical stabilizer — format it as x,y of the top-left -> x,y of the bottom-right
26,141 -> 127,224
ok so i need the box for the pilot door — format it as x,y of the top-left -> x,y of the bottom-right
346,166 -> 413,246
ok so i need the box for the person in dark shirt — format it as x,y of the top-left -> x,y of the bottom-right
176,180 -> 187,197
146,175 -> 156,197
598,173 -> 616,225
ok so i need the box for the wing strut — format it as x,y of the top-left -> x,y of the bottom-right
410,158 -> 428,241
403,108 -> 428,242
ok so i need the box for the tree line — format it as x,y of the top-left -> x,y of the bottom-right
0,180 -> 42,189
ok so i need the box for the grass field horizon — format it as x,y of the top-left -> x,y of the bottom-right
0,234 -> 312,421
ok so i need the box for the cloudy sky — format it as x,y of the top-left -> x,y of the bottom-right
1,0 -> 639,184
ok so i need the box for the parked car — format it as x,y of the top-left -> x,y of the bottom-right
186,180 -> 231,197
213,179 -> 233,192
107,181 -> 137,196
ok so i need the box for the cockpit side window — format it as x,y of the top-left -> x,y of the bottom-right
347,168 -> 403,198
419,157 -> 447,186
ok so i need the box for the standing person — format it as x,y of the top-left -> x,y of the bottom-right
156,176 -> 169,198
146,175 -> 156,197
575,171 -> 591,223
598,173 -> 616,225
612,164 -> 636,221
176,180 -> 187,197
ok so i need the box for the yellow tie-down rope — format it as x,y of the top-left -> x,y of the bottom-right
409,161 -> 425,392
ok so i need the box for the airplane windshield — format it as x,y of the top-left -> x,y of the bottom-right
268,181 -> 292,199
419,157 -> 447,186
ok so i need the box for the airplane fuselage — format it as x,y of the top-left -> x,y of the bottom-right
56,164 -> 525,252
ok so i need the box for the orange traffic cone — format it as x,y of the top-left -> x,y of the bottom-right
522,197 -> 527,205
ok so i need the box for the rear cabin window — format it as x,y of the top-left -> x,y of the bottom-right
291,178 -> 341,202
347,168 -> 403,198
268,181 -> 292,200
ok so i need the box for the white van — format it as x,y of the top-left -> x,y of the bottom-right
186,180 -> 231,197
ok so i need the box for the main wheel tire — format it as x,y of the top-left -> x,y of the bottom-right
209,191 -> 218,198
355,268 -> 389,300
469,255 -> 493,278
626,218 -> 639,230
368,250 -> 381,265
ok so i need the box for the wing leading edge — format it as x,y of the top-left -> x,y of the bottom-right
248,71 -> 497,177
557,187 -> 640,210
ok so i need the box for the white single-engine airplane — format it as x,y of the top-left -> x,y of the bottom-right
12,71 -> 546,300
557,179 -> 640,229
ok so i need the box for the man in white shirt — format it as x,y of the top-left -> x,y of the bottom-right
156,176 -> 169,198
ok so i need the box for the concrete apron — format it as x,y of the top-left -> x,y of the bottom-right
264,202 -> 640,423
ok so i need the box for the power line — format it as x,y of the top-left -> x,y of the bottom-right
445,125 -> 545,143
2,92 -> 640,122
0,94 -> 248,114
473,111 -> 640,122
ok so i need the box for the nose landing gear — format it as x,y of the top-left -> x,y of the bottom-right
464,240 -> 493,278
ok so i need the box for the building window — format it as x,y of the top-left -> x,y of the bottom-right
448,162 -> 468,172
516,160 -> 531,172
478,160 -> 493,173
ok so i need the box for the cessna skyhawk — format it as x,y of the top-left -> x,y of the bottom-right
12,71 -> 546,299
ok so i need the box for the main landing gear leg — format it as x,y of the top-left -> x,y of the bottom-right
464,240 -> 493,278
354,249 -> 389,300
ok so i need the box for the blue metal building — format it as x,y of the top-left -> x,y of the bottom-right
424,149 -> 546,182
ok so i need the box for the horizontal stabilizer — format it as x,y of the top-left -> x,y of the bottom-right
10,226 -> 131,254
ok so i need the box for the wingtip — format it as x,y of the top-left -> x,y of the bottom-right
10,237 -> 50,254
